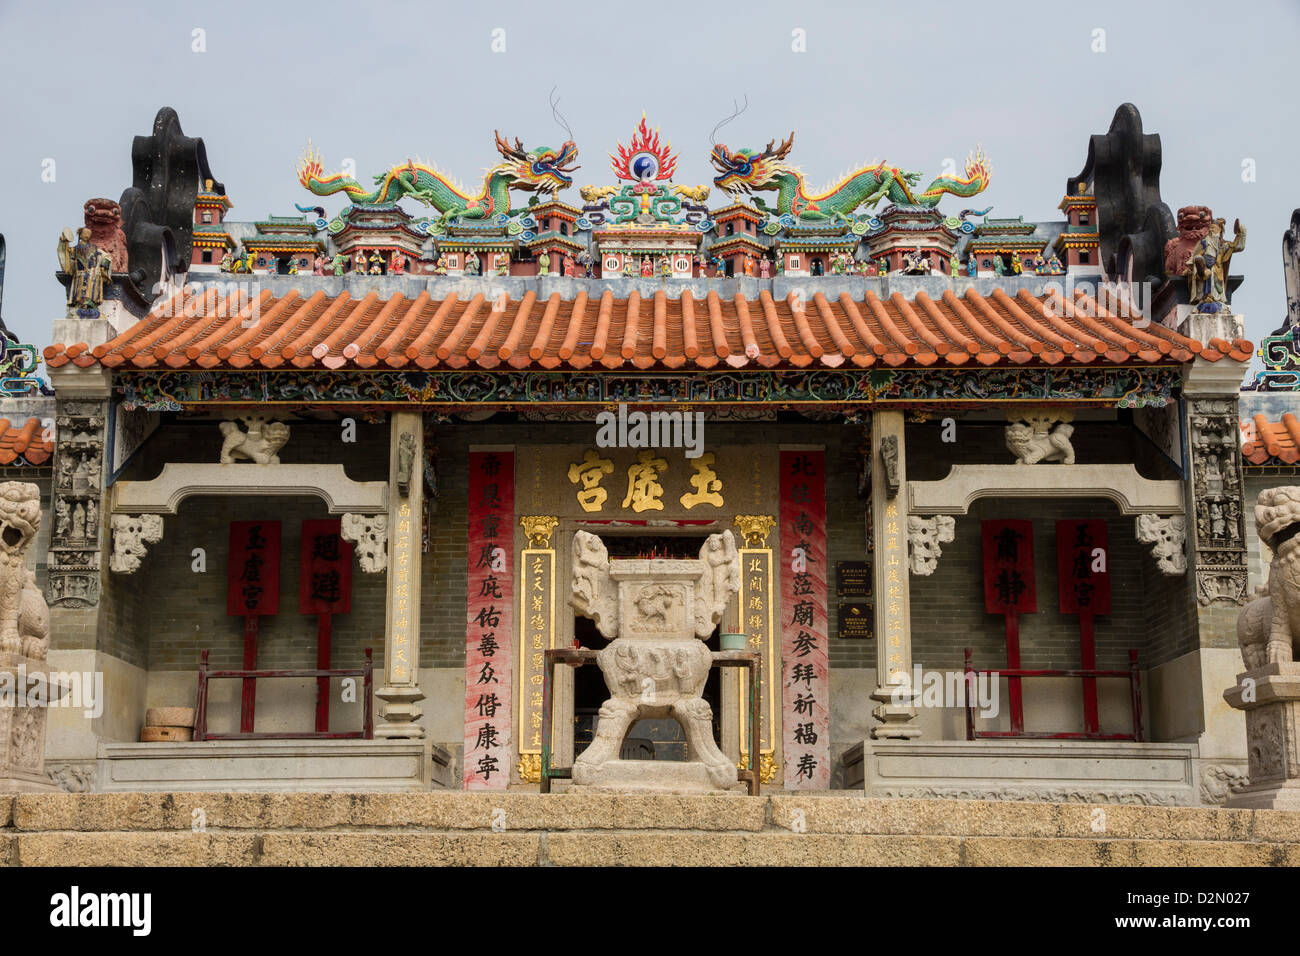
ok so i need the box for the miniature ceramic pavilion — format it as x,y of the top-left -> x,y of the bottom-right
18,103 -> 1262,803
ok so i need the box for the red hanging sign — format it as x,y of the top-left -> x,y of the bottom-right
299,518 -> 354,615
1056,519 -> 1111,736
981,519 -> 1035,735
1055,519 -> 1111,615
227,521 -> 281,616
981,520 -> 1036,614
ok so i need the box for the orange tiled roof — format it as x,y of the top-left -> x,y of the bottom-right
1242,413 -> 1300,465
44,285 -> 1253,373
0,418 -> 53,466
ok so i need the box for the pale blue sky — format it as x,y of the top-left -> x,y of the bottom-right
1,0 -> 1297,361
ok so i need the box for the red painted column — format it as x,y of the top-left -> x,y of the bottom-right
780,450 -> 830,790
464,450 -> 515,790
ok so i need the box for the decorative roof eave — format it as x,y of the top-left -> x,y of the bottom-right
711,236 -> 768,253
595,236 -> 703,251
0,418 -> 54,465
712,202 -> 764,222
437,239 -> 515,251
191,232 -> 235,248
786,222 -> 856,236
335,223 -> 430,242
777,238 -> 856,252
445,224 -> 509,237
593,224 -> 700,236
253,227 -> 317,238
1242,413 -> 1300,465
966,238 -> 1049,251
1058,195 -> 1098,210
346,243 -> 429,254
244,239 -> 326,252
48,284 -> 1251,378
523,234 -> 585,252
195,192 -> 232,210
874,222 -> 959,238
528,200 -> 583,218
1054,237 -> 1101,250
105,364 -> 1187,412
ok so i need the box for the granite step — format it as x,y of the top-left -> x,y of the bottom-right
4,792 -> 1299,866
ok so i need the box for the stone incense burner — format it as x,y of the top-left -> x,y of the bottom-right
569,530 -> 740,792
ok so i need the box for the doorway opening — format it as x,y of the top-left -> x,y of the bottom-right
572,533 -> 723,761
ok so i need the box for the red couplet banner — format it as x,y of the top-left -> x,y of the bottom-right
227,521 -> 281,616
981,520 -> 1037,615
780,450 -> 829,790
464,451 -> 514,790
1055,519 -> 1112,615
299,518 -> 353,615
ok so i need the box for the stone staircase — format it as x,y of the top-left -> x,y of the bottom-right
3,792 -> 1298,866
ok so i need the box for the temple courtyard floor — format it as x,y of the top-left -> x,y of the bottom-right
2,792 -> 1298,866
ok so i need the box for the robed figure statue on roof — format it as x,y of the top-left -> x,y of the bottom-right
1187,218 -> 1245,313
57,226 -> 113,317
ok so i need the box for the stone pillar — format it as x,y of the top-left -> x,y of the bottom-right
44,319 -> 118,790
48,391 -> 111,610
1186,400 -> 1248,606
1181,311 -> 1250,798
0,655 -> 63,792
375,411 -> 425,738
869,411 -> 919,738
1224,664 -> 1300,809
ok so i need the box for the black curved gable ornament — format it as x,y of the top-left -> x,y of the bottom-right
0,232 -> 10,341
1283,208 -> 1300,332
1069,103 -> 1174,284
118,107 -> 224,301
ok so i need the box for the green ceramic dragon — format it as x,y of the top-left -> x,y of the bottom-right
710,133 -> 990,220
298,131 -> 579,223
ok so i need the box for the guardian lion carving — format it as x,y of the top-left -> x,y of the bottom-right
1006,410 -> 1075,465
0,482 -> 50,661
1238,487 -> 1300,668
219,416 -> 291,465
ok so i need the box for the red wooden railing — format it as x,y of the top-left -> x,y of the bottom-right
194,647 -> 374,741
963,648 -> 1143,742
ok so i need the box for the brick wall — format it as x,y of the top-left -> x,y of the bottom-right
911,497 -> 1196,675
906,415 -> 1181,483
111,413 -> 1195,697
110,419 -> 390,672
123,418 -> 869,677
424,419 -> 869,668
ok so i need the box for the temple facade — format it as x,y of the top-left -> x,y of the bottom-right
13,103 -> 1264,804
